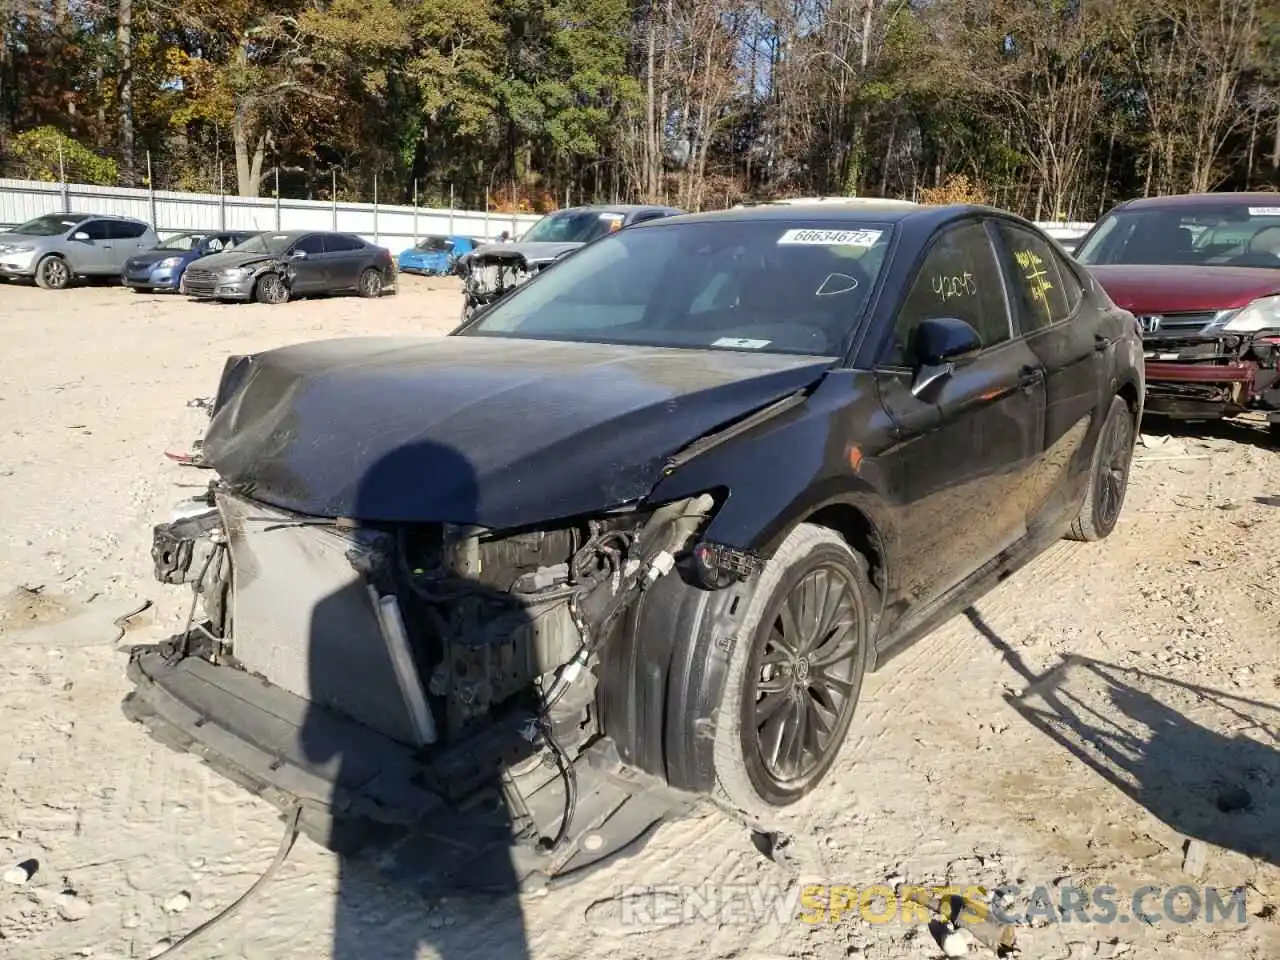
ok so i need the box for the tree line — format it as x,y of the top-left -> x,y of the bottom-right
1,0 -> 1277,220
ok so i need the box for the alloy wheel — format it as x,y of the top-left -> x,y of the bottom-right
745,564 -> 864,788
40,258 -> 69,289
1096,407 -> 1134,530
257,274 -> 287,304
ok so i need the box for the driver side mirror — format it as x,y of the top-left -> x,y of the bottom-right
910,317 -> 983,397
72,231 -> 90,242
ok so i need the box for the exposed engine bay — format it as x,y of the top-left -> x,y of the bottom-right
454,249 -> 539,317
143,479 -> 721,879
453,247 -> 573,319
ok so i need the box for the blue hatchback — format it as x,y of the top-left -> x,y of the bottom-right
122,230 -> 256,291
397,235 -> 475,276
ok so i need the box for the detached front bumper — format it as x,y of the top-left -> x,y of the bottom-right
122,637 -> 692,895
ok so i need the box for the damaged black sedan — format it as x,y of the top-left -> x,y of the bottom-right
124,202 -> 1144,894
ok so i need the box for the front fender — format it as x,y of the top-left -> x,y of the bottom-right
597,563 -> 759,793
600,372 -> 900,793
645,372 -> 896,557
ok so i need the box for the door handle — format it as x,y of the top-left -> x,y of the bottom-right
1094,334 -> 1112,353
1016,366 -> 1044,391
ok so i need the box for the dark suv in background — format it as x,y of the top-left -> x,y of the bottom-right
0,212 -> 160,289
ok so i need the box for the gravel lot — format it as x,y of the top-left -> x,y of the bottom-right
1,278 -> 1278,960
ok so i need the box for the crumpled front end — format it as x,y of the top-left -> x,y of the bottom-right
454,242 -> 580,317
182,258 -> 296,301
125,474 -> 730,891
1139,308 -> 1280,420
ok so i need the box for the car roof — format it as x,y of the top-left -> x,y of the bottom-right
1115,191 -> 1280,211
548,204 -> 680,215
735,196 -> 919,207
640,201 -> 1015,229
56,212 -> 148,223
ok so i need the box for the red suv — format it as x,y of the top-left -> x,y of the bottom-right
1073,192 -> 1280,441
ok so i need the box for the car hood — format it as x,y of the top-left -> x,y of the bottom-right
465,241 -> 583,265
0,232 -> 51,249
194,249 -> 282,271
201,335 -> 836,526
1087,264 -> 1280,313
126,249 -> 192,267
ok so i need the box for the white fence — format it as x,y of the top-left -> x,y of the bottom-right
0,177 -> 1095,250
0,178 -> 544,250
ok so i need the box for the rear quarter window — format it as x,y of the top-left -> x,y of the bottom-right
991,222 -> 1082,332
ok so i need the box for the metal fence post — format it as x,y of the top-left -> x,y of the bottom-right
412,180 -> 418,243
218,159 -> 226,230
274,167 -> 281,230
373,173 -> 379,244
331,169 -> 338,230
448,184 -> 455,234
58,141 -> 69,213
147,151 -> 157,228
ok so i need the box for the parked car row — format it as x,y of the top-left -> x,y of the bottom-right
0,213 -> 401,304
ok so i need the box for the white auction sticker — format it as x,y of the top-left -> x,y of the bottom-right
777,228 -> 882,246
1248,207 -> 1280,216
713,337 -> 772,349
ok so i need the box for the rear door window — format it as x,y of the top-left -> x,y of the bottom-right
991,222 -> 1082,333
323,234 -> 364,253
108,220 -> 149,239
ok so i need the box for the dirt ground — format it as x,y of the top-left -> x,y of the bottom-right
0,277 -> 1277,960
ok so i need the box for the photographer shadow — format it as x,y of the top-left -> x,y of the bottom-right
297,439 -> 536,960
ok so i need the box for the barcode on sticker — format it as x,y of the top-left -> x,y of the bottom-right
777,228 -> 882,246
1248,207 -> 1280,216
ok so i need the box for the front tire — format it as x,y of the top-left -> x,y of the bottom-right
253,273 -> 289,304
34,255 -> 71,290
711,523 -> 876,826
1067,395 -> 1136,542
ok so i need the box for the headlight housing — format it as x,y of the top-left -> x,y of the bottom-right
1219,295 -> 1280,333
222,266 -> 253,279
0,244 -> 35,254
156,256 -> 182,269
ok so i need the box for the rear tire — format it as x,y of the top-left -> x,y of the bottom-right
1066,395 -> 1136,542
358,268 -> 383,298
253,273 -> 289,304
34,255 -> 71,290
711,522 -> 876,828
